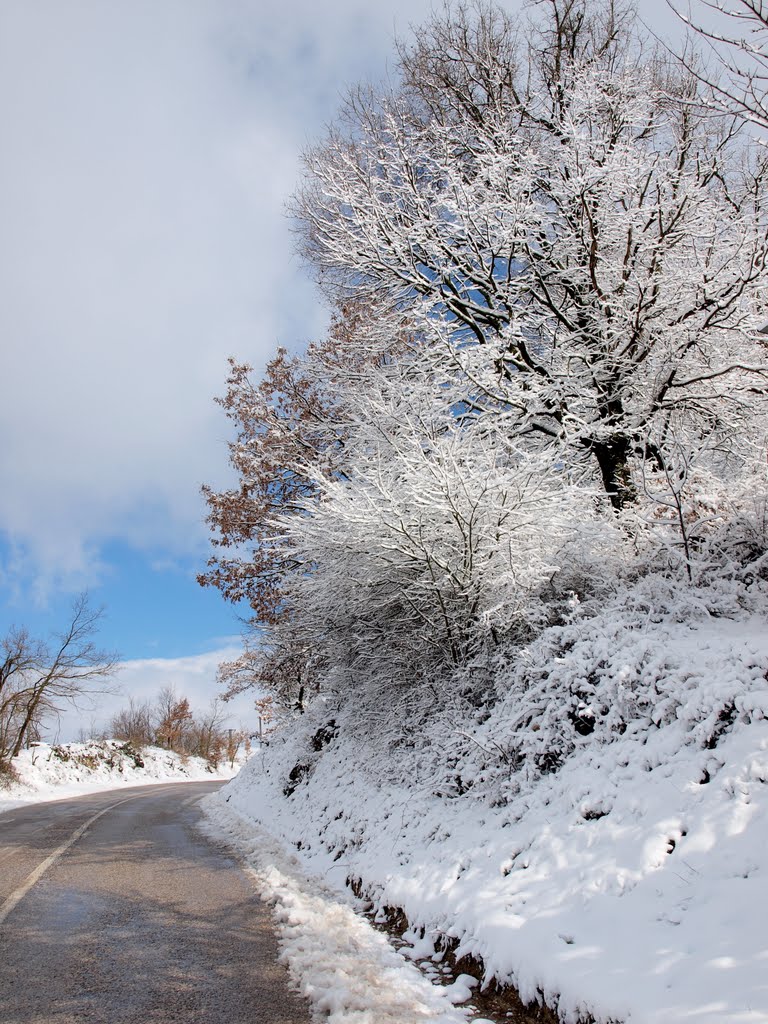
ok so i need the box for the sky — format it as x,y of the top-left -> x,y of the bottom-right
0,0 -> 688,736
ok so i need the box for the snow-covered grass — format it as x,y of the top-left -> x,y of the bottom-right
203,583 -> 768,1024
0,740 -> 239,814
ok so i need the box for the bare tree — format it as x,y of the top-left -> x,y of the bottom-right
0,595 -> 118,770
110,698 -> 154,748
670,0 -> 768,129
188,698 -> 228,762
225,727 -> 246,768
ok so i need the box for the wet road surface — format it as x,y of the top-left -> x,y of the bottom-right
0,781 -> 310,1023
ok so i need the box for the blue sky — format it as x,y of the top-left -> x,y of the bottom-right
2,541 -> 241,660
0,0 -> 687,735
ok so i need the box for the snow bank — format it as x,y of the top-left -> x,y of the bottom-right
0,740 -> 238,813
199,802 -> 478,1024
204,590 -> 768,1024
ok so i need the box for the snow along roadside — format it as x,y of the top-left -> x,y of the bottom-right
199,797 -> 486,1024
0,741 -> 239,815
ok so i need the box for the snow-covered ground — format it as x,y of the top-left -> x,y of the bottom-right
199,802 -> 488,1024
0,740 -> 238,814
202,590 -> 768,1024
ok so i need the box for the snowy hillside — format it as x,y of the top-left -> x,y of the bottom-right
194,2 -> 768,1021
0,740 -> 239,813
204,583 -> 768,1024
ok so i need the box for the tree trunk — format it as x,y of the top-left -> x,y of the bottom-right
590,434 -> 636,511
11,693 -> 42,760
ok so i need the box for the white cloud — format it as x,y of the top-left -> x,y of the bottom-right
0,1 -> 356,589
0,0 -> 685,596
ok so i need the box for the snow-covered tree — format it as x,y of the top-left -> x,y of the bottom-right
672,0 -> 768,131
295,0 -> 768,509
199,300 -> 409,623
202,0 -> 768,719
269,353 -> 630,719
200,302 -> 409,706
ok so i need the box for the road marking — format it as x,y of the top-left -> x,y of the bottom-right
0,795 -> 142,927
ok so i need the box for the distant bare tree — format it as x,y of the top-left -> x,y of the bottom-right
225,727 -> 246,768
188,699 -> 228,762
76,719 -> 106,743
0,595 -> 118,772
111,691 -> 237,770
110,698 -> 154,748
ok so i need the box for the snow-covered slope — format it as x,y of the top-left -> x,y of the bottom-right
0,740 -> 238,813
199,803 -> 483,1024
204,587 -> 768,1024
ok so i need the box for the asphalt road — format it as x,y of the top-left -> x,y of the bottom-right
0,781 -> 310,1023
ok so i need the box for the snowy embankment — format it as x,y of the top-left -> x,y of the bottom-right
0,740 -> 238,814
203,587 -> 768,1024
198,805 -> 482,1024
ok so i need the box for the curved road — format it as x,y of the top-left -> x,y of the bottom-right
0,781 -> 310,1023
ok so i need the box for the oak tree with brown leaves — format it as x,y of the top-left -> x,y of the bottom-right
154,686 -> 194,752
199,301 -> 407,707
198,304 -> 375,622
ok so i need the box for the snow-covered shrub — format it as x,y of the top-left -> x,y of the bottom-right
270,356 -> 632,726
0,757 -> 19,789
433,569 -> 768,803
